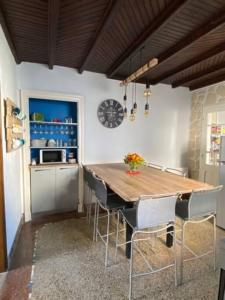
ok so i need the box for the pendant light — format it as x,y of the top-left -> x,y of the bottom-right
129,82 -> 135,121
144,82 -> 151,116
123,84 -> 128,118
133,81 -> 137,113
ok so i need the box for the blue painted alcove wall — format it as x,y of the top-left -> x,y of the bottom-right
29,98 -> 78,162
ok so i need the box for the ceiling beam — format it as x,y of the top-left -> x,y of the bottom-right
189,71 -> 225,91
78,0 -> 120,74
172,62 -> 225,88
151,41 -> 225,84
0,4 -> 20,64
106,0 -> 189,78
48,0 -> 60,70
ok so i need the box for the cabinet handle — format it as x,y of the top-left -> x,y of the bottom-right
35,169 -> 52,172
59,167 -> 70,170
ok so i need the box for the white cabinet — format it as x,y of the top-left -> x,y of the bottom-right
55,166 -> 78,211
31,165 -> 78,214
31,167 -> 56,213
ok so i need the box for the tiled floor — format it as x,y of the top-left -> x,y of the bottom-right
0,211 -> 84,300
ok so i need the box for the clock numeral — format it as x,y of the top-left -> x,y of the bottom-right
115,122 -> 118,127
118,107 -> 123,111
105,101 -> 109,107
119,113 -> 124,117
109,122 -> 113,128
118,118 -> 122,123
100,117 -> 105,122
104,121 -> 109,127
98,111 -> 104,116
110,100 -> 113,106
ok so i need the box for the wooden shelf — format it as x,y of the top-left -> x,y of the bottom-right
30,146 -> 77,149
30,121 -> 78,126
5,98 -> 25,153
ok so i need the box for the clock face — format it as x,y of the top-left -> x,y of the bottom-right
97,99 -> 124,128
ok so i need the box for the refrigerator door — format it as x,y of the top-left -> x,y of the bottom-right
217,163 -> 225,229
220,136 -> 225,162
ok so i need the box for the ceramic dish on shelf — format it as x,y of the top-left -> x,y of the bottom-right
31,139 -> 47,147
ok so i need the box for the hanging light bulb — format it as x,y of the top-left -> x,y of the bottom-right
133,102 -> 137,113
144,83 -> 152,97
124,107 -> 127,119
129,108 -> 135,121
144,103 -> 150,116
144,82 -> 151,117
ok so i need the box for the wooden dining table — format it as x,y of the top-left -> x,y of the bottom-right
85,163 -> 213,258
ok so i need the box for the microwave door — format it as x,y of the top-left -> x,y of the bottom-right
42,150 -> 61,163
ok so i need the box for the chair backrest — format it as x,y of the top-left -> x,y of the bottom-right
83,166 -> 96,190
148,163 -> 164,171
93,174 -> 107,206
188,185 -> 223,219
166,167 -> 187,177
136,195 -> 177,230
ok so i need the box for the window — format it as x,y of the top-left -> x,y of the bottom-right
206,111 -> 225,165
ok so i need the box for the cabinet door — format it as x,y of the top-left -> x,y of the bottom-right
31,168 -> 56,213
55,166 -> 78,211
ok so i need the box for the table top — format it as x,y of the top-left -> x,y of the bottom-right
85,163 -> 213,202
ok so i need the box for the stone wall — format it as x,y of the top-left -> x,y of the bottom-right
188,82 -> 225,179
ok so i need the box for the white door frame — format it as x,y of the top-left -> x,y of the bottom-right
200,103 -> 225,183
20,89 -> 84,222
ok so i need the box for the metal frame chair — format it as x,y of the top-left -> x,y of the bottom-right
83,166 -> 97,240
147,162 -> 165,170
115,195 -> 178,300
165,167 -> 187,177
175,185 -> 223,284
94,174 -> 126,267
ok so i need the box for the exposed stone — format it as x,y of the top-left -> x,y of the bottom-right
216,84 -> 225,97
205,93 -> 217,106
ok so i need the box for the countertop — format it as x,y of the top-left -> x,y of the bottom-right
29,163 -> 78,168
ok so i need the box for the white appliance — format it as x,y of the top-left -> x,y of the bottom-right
40,149 -> 66,164
217,136 -> 225,229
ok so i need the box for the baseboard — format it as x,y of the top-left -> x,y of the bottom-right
7,214 -> 25,268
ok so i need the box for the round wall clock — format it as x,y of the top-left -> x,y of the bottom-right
97,99 -> 124,128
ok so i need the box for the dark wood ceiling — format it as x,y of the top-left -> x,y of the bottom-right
2,0 -> 225,90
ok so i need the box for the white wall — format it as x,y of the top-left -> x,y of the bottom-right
17,62 -> 191,168
0,26 -> 23,255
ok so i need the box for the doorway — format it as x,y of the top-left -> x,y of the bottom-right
200,104 -> 225,185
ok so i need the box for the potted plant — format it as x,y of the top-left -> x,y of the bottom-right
124,153 -> 145,174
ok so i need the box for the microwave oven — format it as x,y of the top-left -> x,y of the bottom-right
40,149 -> 67,164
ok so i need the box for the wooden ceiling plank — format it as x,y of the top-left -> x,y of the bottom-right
152,41 -> 225,84
106,0 -> 189,78
0,4 -> 20,64
78,0 -> 120,74
151,8 -> 225,84
48,0 -> 61,70
172,61 -> 225,87
190,70 -> 225,91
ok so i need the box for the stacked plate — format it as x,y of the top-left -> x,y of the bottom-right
31,139 -> 47,147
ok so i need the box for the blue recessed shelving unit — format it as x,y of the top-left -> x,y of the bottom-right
29,98 -> 78,163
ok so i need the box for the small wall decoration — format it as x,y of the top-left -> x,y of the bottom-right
4,98 -> 26,152
97,99 -> 124,128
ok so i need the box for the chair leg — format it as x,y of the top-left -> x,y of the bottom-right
173,227 -> 177,287
88,189 -> 92,224
105,209 -> 110,267
213,215 -> 217,271
180,220 -> 185,285
115,211 -> 120,263
129,240 -> 133,300
218,268 -> 225,300
95,202 -> 100,242
93,202 -> 97,241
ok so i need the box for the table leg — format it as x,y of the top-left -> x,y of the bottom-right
218,268 -> 225,300
125,203 -> 134,259
126,222 -> 133,259
166,223 -> 174,247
